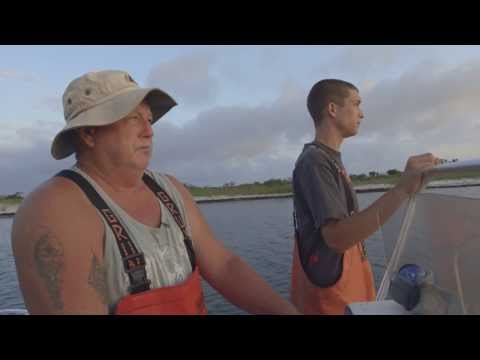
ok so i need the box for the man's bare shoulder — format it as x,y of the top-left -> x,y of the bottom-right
164,174 -> 199,210
164,174 -> 189,197
12,176 -> 103,249
163,174 -> 202,222
16,176 -> 97,220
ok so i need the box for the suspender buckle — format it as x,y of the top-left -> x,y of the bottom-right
127,267 -> 152,294
122,253 -> 146,270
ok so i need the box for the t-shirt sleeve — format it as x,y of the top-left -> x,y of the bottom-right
297,155 -> 349,229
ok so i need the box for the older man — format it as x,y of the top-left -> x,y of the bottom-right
12,70 -> 299,315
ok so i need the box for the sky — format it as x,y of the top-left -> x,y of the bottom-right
2,45 -> 480,194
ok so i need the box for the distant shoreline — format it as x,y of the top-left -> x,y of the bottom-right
2,178 -> 480,216
194,179 -> 480,203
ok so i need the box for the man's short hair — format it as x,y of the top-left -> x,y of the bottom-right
307,79 -> 358,127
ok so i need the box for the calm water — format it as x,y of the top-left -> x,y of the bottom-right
2,186 -> 480,314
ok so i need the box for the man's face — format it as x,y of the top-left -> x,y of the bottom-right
334,89 -> 364,138
94,101 -> 154,171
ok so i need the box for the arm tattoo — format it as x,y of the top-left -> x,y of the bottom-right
33,232 -> 64,311
88,253 -> 109,305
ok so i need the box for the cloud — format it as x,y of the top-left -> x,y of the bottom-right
337,60 -> 480,174
147,80 -> 310,186
361,59 -> 480,137
0,122 -> 73,195
0,69 -> 39,82
146,52 -> 218,107
38,96 -> 63,113
150,58 -> 480,185
309,46 -> 390,81
3,54 -> 480,194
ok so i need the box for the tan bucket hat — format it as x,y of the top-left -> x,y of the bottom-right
51,70 -> 177,160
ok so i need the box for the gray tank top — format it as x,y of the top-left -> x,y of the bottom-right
72,167 -> 193,311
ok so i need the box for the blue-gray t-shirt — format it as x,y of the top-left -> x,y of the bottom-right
292,141 -> 359,287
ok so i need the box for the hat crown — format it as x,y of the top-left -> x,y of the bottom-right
62,70 -> 138,123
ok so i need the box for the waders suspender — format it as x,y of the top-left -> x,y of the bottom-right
141,173 -> 196,270
56,170 -> 196,294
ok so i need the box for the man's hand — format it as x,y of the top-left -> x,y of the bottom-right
397,153 -> 441,196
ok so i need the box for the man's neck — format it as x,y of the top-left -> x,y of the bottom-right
76,159 -> 145,193
314,123 -> 344,152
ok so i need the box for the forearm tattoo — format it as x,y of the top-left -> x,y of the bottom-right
88,254 -> 109,305
33,232 -> 64,311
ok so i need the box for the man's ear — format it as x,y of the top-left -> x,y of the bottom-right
77,127 -> 97,148
326,102 -> 337,118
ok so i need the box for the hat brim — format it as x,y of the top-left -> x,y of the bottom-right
51,87 -> 176,160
